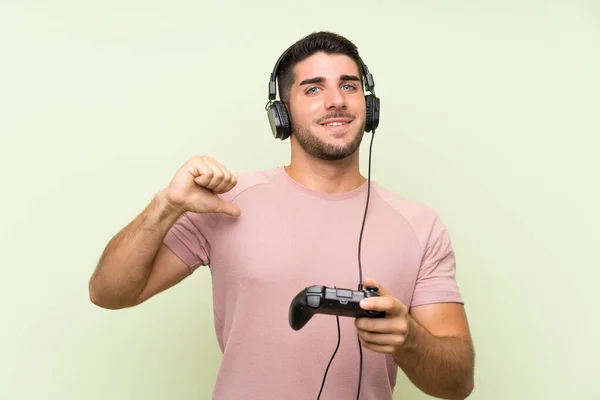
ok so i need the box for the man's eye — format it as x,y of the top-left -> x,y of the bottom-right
342,84 -> 356,90
307,87 -> 320,94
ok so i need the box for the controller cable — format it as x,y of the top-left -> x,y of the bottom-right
316,128 -> 376,400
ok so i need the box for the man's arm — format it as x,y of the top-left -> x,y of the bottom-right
89,191 -> 189,309
355,279 -> 475,400
88,155 -> 241,310
394,303 -> 475,400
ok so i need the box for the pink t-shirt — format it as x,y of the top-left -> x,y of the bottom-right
163,165 -> 463,399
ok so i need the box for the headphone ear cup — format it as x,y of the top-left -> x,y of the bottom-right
268,101 -> 292,140
364,94 -> 380,132
277,102 -> 292,140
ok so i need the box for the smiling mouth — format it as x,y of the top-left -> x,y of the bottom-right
319,118 -> 354,127
321,121 -> 350,127
319,120 -> 353,136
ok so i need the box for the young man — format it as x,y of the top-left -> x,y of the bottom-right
89,31 -> 475,399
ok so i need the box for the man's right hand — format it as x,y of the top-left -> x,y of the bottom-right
160,156 -> 241,217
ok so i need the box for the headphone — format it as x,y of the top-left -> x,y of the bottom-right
265,47 -> 380,140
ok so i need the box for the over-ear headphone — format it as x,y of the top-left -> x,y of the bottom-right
265,47 -> 381,140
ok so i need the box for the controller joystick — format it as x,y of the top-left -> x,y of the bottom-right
288,285 -> 387,331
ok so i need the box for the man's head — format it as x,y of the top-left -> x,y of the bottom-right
276,31 -> 368,161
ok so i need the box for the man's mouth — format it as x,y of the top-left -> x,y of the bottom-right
319,118 -> 353,127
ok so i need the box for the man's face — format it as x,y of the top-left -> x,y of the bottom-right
287,52 -> 366,161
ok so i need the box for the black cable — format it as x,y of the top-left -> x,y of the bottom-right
317,316 -> 341,399
357,128 -> 375,292
356,337 -> 364,400
317,128 -> 376,400
356,128 -> 375,399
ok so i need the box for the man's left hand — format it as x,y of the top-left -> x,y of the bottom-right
355,278 -> 412,355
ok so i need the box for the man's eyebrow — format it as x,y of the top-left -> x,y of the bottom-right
340,74 -> 361,82
298,76 -> 324,86
298,75 -> 361,86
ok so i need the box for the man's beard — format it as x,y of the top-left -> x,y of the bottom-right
291,116 -> 365,161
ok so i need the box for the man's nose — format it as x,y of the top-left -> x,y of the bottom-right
324,88 -> 346,109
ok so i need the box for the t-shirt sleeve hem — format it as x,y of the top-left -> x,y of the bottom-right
163,233 -> 203,273
410,291 -> 464,308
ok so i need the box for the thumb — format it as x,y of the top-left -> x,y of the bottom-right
362,278 -> 389,296
215,199 -> 241,217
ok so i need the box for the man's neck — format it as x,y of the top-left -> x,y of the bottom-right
284,156 -> 366,194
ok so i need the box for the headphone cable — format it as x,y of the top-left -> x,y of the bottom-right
357,128 -> 375,290
356,127 -> 375,399
316,128 -> 375,400
317,315 -> 341,399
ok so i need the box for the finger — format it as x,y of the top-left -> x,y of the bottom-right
362,278 -> 390,297
201,160 -> 228,191
360,296 -> 405,317
215,199 -> 241,217
358,337 -> 397,355
191,159 -> 215,188
211,172 -> 233,193
357,330 -> 406,348
354,317 -> 400,334
201,159 -> 234,193
223,175 -> 238,193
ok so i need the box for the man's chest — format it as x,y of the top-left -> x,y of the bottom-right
209,204 -> 423,306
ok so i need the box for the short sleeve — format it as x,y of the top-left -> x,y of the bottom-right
410,215 -> 464,307
163,211 -> 221,273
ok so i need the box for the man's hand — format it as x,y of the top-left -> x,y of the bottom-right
355,278 -> 475,399
161,156 -> 240,217
355,278 -> 413,356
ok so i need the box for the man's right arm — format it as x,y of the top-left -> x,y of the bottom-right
88,191 -> 189,309
88,155 -> 241,310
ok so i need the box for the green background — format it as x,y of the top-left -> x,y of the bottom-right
2,0 -> 599,399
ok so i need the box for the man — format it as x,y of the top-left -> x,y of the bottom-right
89,31 -> 475,399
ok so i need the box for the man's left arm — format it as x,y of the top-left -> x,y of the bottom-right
355,278 -> 475,400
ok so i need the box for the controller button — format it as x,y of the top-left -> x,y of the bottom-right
307,286 -> 322,294
336,289 -> 353,298
307,295 -> 321,308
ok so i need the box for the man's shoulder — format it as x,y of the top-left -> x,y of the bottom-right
220,166 -> 281,201
373,183 -> 437,218
372,183 -> 447,242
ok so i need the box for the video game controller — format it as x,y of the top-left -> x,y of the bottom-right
289,285 -> 387,330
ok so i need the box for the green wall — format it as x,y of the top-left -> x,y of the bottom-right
2,1 -> 598,399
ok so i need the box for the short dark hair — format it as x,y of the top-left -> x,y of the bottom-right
275,31 -> 363,104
